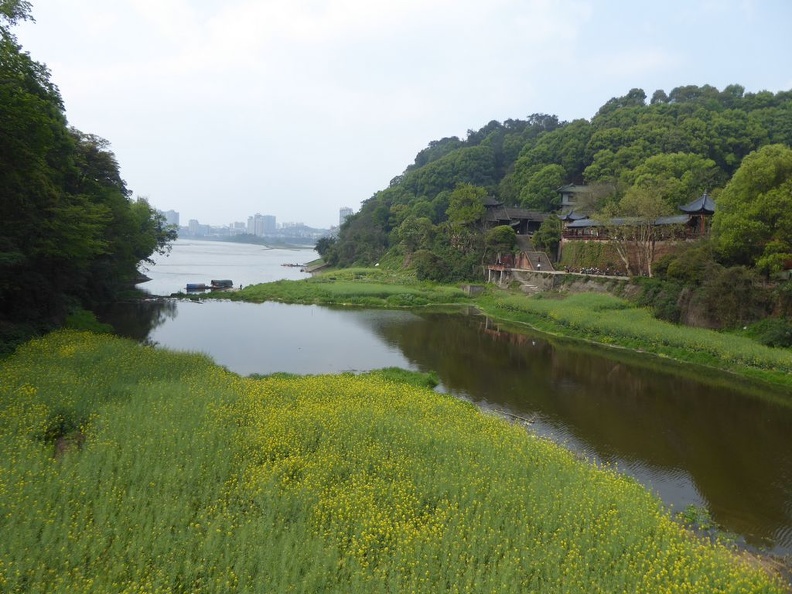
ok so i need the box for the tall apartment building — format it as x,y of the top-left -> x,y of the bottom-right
339,207 -> 353,226
247,213 -> 277,237
160,209 -> 179,227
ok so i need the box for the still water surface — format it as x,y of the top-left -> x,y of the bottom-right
107,239 -> 792,555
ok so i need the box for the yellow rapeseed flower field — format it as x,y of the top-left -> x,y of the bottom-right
0,331 -> 784,592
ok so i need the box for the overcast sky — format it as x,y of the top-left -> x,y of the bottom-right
15,0 -> 792,229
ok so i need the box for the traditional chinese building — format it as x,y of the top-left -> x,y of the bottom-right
483,197 -> 548,235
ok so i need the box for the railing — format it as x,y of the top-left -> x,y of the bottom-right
562,229 -> 704,240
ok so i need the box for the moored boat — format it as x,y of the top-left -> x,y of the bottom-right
210,279 -> 234,289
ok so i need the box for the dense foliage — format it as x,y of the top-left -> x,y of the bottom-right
0,331 -> 782,592
0,2 -> 175,339
326,84 -> 792,284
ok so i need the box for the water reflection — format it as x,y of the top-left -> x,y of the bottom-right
370,311 -> 792,554
96,299 -> 178,343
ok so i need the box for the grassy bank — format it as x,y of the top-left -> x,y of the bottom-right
217,267 -> 472,308
477,291 -> 792,393
0,331 -> 782,592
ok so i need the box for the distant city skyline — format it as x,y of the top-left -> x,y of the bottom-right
163,206 -> 354,230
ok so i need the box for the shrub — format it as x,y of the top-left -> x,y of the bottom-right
744,318 -> 792,348
632,278 -> 684,323
698,266 -> 770,328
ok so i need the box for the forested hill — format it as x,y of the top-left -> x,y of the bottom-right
0,2 -> 175,341
326,85 -> 792,275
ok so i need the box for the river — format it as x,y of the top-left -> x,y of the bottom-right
101,238 -> 792,556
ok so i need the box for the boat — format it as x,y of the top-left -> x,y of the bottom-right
185,283 -> 209,291
210,279 -> 234,289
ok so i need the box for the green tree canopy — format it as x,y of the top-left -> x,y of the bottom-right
712,144 -> 792,274
0,8 -> 176,325
532,215 -> 562,258
623,152 -> 721,208
484,225 -> 517,257
517,164 -> 565,210
329,82 -> 792,280
444,184 -> 487,256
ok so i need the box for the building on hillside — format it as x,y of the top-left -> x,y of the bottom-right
561,193 -> 716,241
556,184 -> 591,211
678,191 -> 716,235
483,197 -> 548,235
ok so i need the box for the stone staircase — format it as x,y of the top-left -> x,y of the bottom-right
515,237 -> 554,272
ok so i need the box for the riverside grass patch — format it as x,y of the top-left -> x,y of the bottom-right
479,292 -> 792,392
219,267 -> 470,308
0,332 -> 783,593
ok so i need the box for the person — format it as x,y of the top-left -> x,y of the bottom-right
537,262 -> 541,271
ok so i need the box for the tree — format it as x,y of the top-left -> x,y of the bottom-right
484,225 -> 516,261
0,0 -> 32,35
396,215 -> 435,254
0,10 -> 176,325
444,183 -> 486,255
623,152 -> 721,209
314,236 -> 336,258
532,216 -> 562,259
712,144 -> 792,274
517,164 -> 565,210
595,188 -> 677,277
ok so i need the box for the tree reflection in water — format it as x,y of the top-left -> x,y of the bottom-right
96,298 -> 178,343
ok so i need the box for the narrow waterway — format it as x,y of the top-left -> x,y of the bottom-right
101,239 -> 792,555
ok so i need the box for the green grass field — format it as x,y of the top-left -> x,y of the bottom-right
215,268 -> 471,308
0,331 -> 783,592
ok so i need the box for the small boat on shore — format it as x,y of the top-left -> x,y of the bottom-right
210,279 -> 234,289
186,283 -> 209,291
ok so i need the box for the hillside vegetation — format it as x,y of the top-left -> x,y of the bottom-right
317,85 -> 792,335
326,86 -> 792,272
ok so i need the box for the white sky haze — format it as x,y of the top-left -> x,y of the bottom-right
15,0 -> 792,228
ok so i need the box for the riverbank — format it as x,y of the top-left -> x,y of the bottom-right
211,268 -> 792,395
0,331 -> 783,592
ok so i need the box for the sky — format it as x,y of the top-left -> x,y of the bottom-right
14,0 -> 792,229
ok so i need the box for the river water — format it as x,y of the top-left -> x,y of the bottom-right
102,239 -> 792,556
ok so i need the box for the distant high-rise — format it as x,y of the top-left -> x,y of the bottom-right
261,215 -> 276,234
248,213 -> 277,236
162,210 -> 179,227
339,207 -> 353,226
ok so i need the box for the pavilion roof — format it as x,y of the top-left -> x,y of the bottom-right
679,192 -> 716,215
566,214 -> 690,228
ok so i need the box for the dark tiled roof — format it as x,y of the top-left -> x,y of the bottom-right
504,208 -> 547,221
486,206 -> 547,224
483,196 -> 503,207
558,209 -> 588,221
567,215 -> 691,228
679,193 -> 716,214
